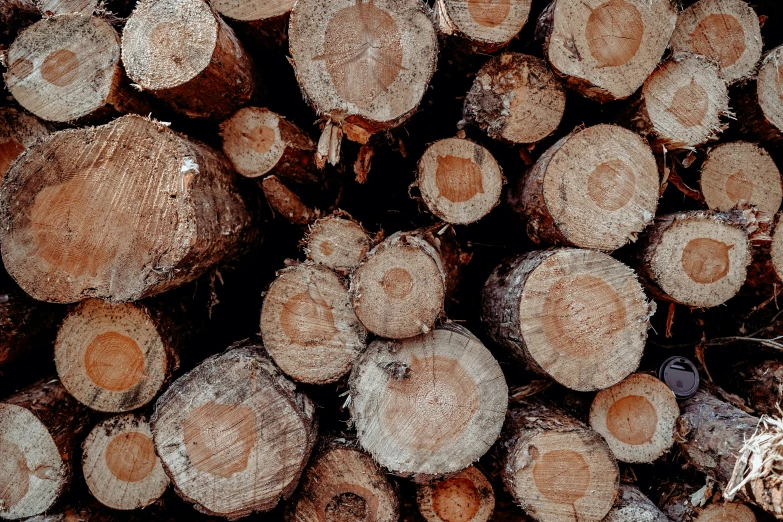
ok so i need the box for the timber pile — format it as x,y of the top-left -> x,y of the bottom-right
5,0 -> 783,521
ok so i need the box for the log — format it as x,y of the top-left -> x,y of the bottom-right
700,142 -> 783,214
54,298 -> 180,412
0,0 -> 38,44
463,53 -> 565,145
0,114 -> 256,304
349,324 -> 508,477
350,229 -> 456,339
745,211 -> 783,291
736,45 -> 783,144
416,137 -> 504,225
151,342 -> 317,519
588,373 -> 679,463
0,107 -> 49,182
81,414 -> 169,510
0,379 -> 91,519
636,211 -> 752,307
4,14 -> 146,123
121,0 -> 256,120
434,0 -> 531,52
220,107 -> 318,184
416,466 -> 495,522
509,124 -> 659,251
481,248 -> 652,391
728,359 -> 783,417
631,54 -> 729,151
288,0 -> 438,140
289,438 -> 399,522
658,479 -> 758,522
500,399 -> 619,522
262,174 -> 318,225
210,0 -> 293,25
38,0 -> 96,15
602,485 -> 667,522
260,263 -> 367,385
304,212 -> 372,274
537,0 -> 677,102
669,0 -> 762,84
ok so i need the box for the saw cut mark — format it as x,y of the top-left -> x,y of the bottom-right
585,0 -> 644,68
0,139 -> 25,180
467,0 -> 511,28
105,432 -> 157,483
279,287 -> 338,347
532,449 -> 591,505
681,237 -> 733,284
725,170 -> 754,203
380,267 -> 415,298
605,394 -> 657,445
84,332 -> 146,392
316,0 -> 405,109
587,159 -> 636,211
245,124 -> 276,154
689,13 -> 746,67
148,21 -> 204,81
432,477 -> 481,522
666,78 -> 709,128
0,438 -> 30,510
8,58 -> 34,80
183,402 -> 257,479
40,49 -> 80,87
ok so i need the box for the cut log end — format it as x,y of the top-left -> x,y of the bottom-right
416,466 -> 495,522
670,0 -> 762,84
756,46 -> 783,140
82,415 -> 169,511
5,14 -> 122,123
350,232 -> 446,339
700,142 -> 783,214
436,0 -> 531,48
152,345 -> 316,518
464,53 -> 564,144
640,54 -> 729,151
55,299 -> 172,412
517,124 -> 658,251
589,373 -> 679,463
305,214 -> 371,273
211,0 -> 294,21
696,503 -> 756,522
641,212 -> 751,307
0,108 -> 49,182
417,138 -> 503,225
350,326 -> 508,476
289,0 -> 438,136
260,264 -> 367,385
544,0 -> 677,101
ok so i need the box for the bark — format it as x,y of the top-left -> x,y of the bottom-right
601,485 -> 667,522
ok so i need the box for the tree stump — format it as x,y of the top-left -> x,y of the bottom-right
589,373 -> 679,463
463,53 -> 565,145
304,213 -> 372,274
509,124 -> 659,251
434,0 -> 531,52
416,466 -> 495,522
0,114 -> 255,304
151,342 -> 317,519
602,485 -> 667,522
538,0 -> 677,102
260,264 -> 367,385
481,248 -> 652,391
500,399 -> 619,522
349,325 -> 508,477
0,379 -> 91,520
0,107 -> 49,182
82,414 -> 169,511
416,138 -> 504,225
670,0 -> 762,84
637,211 -> 752,307
700,142 -> 783,214
121,0 -> 255,120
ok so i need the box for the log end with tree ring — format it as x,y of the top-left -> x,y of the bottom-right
350,231 -> 446,339
696,503 -> 756,522
5,14 -> 122,123
82,414 -> 169,511
416,466 -> 495,522
669,0 -> 762,84
640,54 -> 729,151
0,107 -> 49,182
210,0 -> 294,22
349,326 -> 508,476
700,142 -> 783,214
519,124 -> 658,251
260,264 -> 367,385
544,0 -> 677,101
642,212 -> 751,307
602,485 -> 668,522
151,344 -> 317,518
589,373 -> 679,463
437,0 -> 532,48
291,445 -> 399,522
463,53 -> 565,144
756,46 -> 783,140
305,213 -> 371,273
54,299 -> 172,412
0,404 -> 69,520
289,0 -> 438,137
0,114 -> 253,304
417,138 -> 504,225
